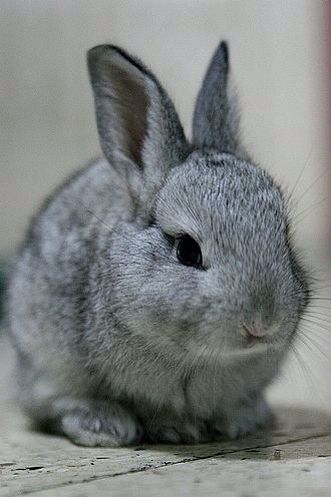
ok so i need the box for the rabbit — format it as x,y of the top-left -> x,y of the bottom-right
8,41 -> 310,446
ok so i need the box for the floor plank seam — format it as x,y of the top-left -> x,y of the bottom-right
13,431 -> 331,496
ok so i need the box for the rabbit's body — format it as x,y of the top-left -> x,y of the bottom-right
8,43 -> 309,445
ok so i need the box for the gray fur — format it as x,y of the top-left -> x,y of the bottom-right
193,42 -> 241,155
87,45 -> 190,220
8,42 -> 309,446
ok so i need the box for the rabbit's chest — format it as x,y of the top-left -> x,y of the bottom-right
130,361 -> 260,419
183,359 -> 271,419
109,347 -> 273,422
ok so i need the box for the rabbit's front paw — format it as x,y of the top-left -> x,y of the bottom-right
59,400 -> 143,447
213,397 -> 275,439
146,418 -> 210,444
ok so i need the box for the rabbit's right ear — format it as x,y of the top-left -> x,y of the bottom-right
87,46 -> 189,213
192,42 -> 242,154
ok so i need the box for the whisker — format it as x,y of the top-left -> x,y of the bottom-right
293,197 -> 329,225
74,198 -> 114,233
307,304 -> 331,312
303,312 -> 331,325
299,329 -> 331,362
300,316 -> 331,334
288,146 -> 313,201
300,321 -> 331,341
293,166 -> 329,207
289,341 -> 317,394
309,297 -> 331,302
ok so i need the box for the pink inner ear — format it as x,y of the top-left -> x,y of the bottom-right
110,62 -> 149,167
89,45 -> 189,187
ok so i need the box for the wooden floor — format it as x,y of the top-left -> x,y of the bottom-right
1,251 -> 330,496
0,397 -> 330,497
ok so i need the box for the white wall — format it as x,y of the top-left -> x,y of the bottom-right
1,0 -> 329,256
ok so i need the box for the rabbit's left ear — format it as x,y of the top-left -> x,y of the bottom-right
87,45 -> 189,210
192,42 -> 241,154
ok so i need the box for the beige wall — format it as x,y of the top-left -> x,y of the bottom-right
1,0 -> 329,256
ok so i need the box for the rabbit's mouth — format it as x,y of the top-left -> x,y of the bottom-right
226,324 -> 287,357
242,323 -> 269,348
245,334 -> 267,348
188,333 -> 276,363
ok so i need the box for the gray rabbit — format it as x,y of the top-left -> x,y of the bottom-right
8,42 -> 310,446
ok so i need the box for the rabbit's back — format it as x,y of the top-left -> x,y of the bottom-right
8,159 -> 124,399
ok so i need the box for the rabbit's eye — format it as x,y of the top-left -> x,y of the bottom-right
175,235 -> 203,269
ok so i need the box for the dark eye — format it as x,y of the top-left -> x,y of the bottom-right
175,235 -> 203,268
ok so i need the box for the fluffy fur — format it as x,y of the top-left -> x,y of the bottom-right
8,42 -> 309,446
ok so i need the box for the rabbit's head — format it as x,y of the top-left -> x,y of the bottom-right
88,43 -> 309,364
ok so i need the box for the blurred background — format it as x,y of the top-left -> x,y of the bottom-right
0,0 -> 330,407
1,0 -> 330,259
